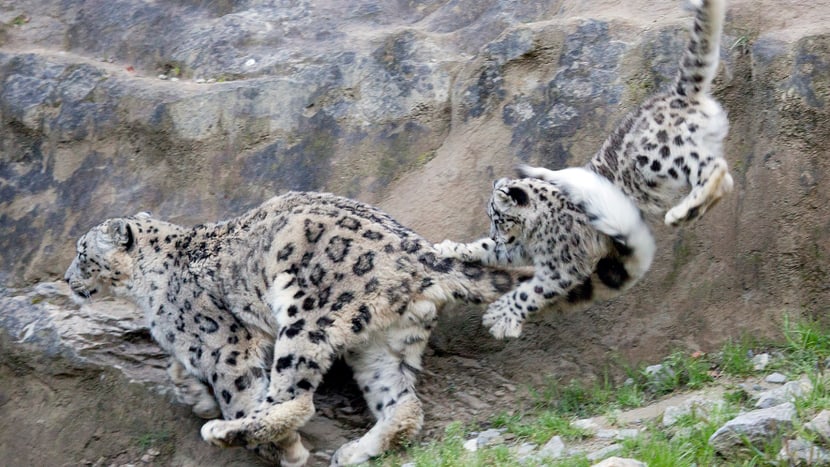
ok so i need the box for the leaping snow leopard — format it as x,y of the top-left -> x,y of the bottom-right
437,0 -> 731,338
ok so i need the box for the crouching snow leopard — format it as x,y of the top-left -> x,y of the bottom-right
437,0 -> 731,338
64,191 -> 530,466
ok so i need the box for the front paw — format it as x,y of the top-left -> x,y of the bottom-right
433,239 -> 462,258
200,419 -> 248,448
664,204 -> 689,226
482,301 -> 523,339
330,439 -> 371,466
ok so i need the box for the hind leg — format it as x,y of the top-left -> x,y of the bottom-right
331,301 -> 434,465
167,359 -> 220,419
199,327 -> 325,448
665,156 -> 733,226
208,363 -> 309,467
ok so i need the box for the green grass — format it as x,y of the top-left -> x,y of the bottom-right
378,316 -> 830,466
492,410 -> 589,444
718,338 -> 756,377
782,316 -> 830,373
135,430 -> 171,449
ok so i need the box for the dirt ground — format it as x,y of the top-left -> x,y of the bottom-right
0,329 -> 537,467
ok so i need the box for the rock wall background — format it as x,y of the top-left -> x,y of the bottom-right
0,0 -> 828,464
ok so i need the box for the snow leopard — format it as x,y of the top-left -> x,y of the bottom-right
436,0 -> 730,338
522,0 -> 732,226
64,191 -> 530,466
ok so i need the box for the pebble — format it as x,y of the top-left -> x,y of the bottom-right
538,435 -> 565,459
765,372 -> 788,384
752,353 -> 770,371
157,74 -> 168,80
476,428 -> 505,446
573,418 -> 600,433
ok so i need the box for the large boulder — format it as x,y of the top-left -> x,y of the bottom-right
1,0 -> 829,464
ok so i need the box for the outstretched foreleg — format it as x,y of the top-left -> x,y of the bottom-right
483,266 -> 590,339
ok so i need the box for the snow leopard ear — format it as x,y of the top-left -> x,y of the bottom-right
106,219 -> 135,251
495,185 -> 530,207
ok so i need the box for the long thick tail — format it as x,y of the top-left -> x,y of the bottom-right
674,0 -> 726,98
517,165 -> 656,292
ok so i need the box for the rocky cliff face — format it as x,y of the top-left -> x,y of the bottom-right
1,0 -> 828,464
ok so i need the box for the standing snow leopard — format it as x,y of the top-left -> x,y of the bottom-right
64,191 -> 534,466
436,0 -> 730,338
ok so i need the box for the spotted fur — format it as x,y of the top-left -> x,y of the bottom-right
436,170 -> 655,338
64,192 -> 528,466
521,0 -> 732,226
436,0 -> 731,339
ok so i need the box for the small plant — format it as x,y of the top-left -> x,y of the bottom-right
723,387 -> 751,407
718,338 -> 756,376
783,315 -> 830,373
135,430 -> 171,449
11,15 -> 30,26
616,382 -> 645,409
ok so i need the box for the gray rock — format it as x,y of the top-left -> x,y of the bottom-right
778,438 -> 830,465
465,428 -> 506,451
709,403 -> 797,457
765,372 -> 789,384
573,418 -> 600,434
755,378 -> 812,409
752,353 -> 771,371
538,435 -> 566,459
587,444 -> 623,462
805,410 -> 830,447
